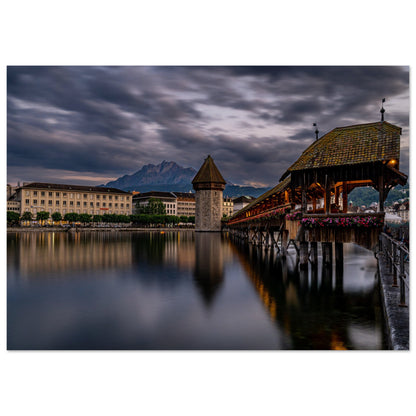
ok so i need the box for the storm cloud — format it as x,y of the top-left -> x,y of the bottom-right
7,66 -> 409,187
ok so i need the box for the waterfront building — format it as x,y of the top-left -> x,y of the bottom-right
232,195 -> 255,213
192,155 -> 226,232
392,201 -> 409,222
15,182 -> 132,217
222,197 -> 234,218
7,200 -> 21,212
133,191 -> 178,215
173,192 -> 196,217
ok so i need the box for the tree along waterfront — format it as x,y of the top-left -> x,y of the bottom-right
7,210 -> 195,228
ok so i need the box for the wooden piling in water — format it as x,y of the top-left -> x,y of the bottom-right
299,241 -> 309,268
335,242 -> 343,271
322,242 -> 333,266
281,230 -> 288,258
310,241 -> 318,265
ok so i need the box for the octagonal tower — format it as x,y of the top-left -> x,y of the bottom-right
192,155 -> 226,232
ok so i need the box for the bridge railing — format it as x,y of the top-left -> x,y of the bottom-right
379,232 -> 409,307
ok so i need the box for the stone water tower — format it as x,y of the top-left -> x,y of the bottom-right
192,155 -> 226,232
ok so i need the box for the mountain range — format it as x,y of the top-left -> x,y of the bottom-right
103,160 -> 270,198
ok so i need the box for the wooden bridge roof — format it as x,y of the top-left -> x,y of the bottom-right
192,155 -> 226,185
281,121 -> 402,180
229,176 -> 291,219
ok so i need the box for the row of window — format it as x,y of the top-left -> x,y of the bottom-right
25,199 -> 129,208
25,190 -> 130,201
26,208 -> 127,215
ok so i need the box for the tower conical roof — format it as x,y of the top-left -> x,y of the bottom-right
192,155 -> 226,185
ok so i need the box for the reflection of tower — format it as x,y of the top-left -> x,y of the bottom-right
193,233 -> 224,306
192,155 -> 226,232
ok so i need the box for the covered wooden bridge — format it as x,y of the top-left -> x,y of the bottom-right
226,120 -> 407,267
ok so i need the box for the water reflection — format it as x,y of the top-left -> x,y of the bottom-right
7,231 -> 384,350
194,233 -> 224,306
230,240 -> 384,350
11,231 -> 133,278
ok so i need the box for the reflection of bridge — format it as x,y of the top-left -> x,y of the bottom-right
229,240 -> 382,349
226,120 -> 407,268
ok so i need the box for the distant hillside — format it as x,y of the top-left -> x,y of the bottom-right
103,160 -> 270,198
224,185 -> 269,198
348,183 -> 409,207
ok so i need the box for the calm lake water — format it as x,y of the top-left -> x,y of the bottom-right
7,231 -> 386,350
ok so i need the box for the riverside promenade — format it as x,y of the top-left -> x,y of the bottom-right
7,226 -> 195,233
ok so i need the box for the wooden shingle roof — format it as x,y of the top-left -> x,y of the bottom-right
229,176 -> 291,219
192,155 -> 226,185
281,121 -> 401,180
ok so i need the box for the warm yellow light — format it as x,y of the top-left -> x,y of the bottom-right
388,159 -> 397,167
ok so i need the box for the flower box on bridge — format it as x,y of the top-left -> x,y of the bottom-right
288,213 -> 384,249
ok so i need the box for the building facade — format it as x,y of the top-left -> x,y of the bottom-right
7,200 -> 21,212
15,182 -> 132,217
133,191 -> 178,215
133,191 -> 197,217
232,195 -> 255,214
394,201 -> 409,222
192,155 -> 226,232
174,192 -> 196,217
222,197 -> 234,218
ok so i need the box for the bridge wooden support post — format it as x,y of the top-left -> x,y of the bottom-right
342,181 -> 348,213
335,242 -> 343,268
299,241 -> 309,269
322,242 -> 333,267
378,173 -> 385,213
258,230 -> 263,247
270,230 -> 276,249
335,242 -> 344,276
324,174 -> 331,214
310,242 -> 318,265
281,230 -> 288,258
270,231 -> 278,252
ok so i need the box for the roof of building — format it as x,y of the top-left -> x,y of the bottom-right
172,192 -> 195,199
281,121 -> 402,180
133,191 -> 177,199
192,155 -> 226,185
232,195 -> 255,204
18,182 -> 131,194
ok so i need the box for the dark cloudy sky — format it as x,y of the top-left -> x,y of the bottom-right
7,66 -> 409,188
